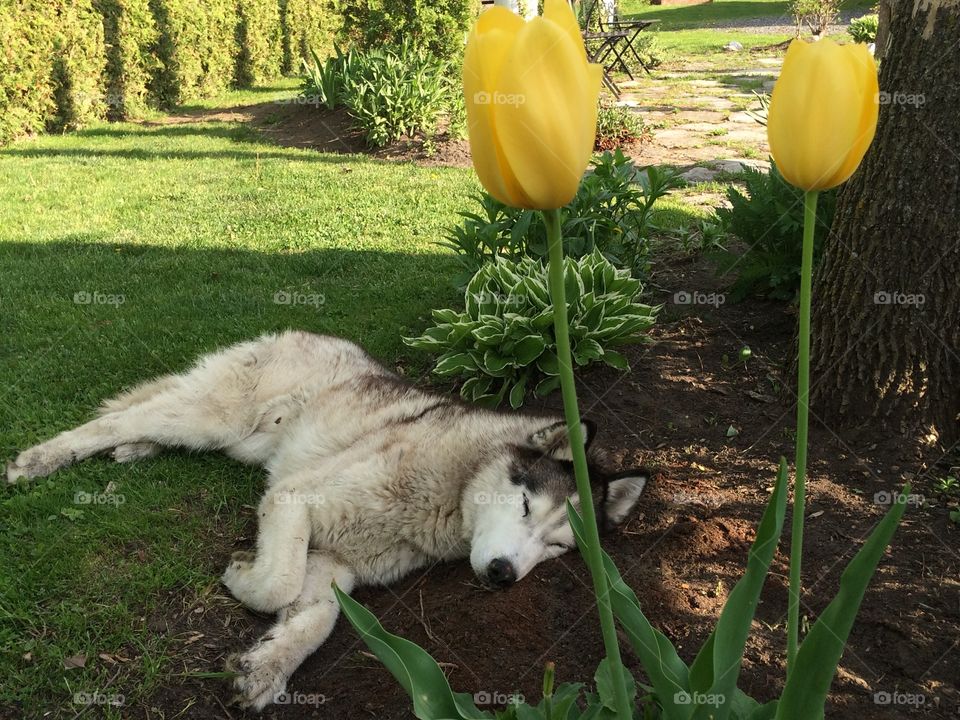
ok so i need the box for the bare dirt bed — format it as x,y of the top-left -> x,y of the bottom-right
126,256 -> 959,719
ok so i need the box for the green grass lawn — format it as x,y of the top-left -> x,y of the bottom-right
615,0 -> 875,66
0,89 -> 479,717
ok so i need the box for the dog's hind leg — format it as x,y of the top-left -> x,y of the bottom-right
228,551 -> 354,711
221,482 -> 312,614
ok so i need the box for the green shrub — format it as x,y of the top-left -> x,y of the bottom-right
404,251 -> 659,408
235,0 -> 283,86
442,151 -> 680,286
280,0 -> 342,73
93,0 -> 159,119
848,13 -> 879,44
49,0 -> 108,132
0,1 -> 57,143
340,41 -> 452,147
340,0 -> 479,58
711,161 -> 837,301
595,101 -> 648,150
146,0 -> 237,107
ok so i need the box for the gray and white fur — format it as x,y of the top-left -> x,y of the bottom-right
5,331 -> 648,710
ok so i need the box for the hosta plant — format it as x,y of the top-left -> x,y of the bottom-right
403,251 -> 659,409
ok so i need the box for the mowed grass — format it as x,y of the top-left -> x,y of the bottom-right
617,0 -> 874,66
0,90 -> 477,717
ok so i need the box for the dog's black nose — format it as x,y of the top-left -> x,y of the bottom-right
486,558 -> 517,588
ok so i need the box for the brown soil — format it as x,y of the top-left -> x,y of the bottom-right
153,102 -> 474,168
114,255 -> 958,719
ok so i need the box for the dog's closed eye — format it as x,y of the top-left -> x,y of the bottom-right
522,493 -> 530,518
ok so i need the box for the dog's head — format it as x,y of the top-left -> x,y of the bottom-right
467,420 -> 648,589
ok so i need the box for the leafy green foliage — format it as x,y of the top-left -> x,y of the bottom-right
0,0 -> 110,141
341,41 -> 452,147
340,0 -> 480,59
94,0 -> 159,120
234,0 -> 283,87
280,0 -> 342,73
404,251 -> 659,408
847,14 -> 879,44
147,0 -> 239,108
443,151 -> 681,285
48,0 -> 108,133
711,161 -> 837,301
595,101 -> 649,151
301,40 -> 453,147
301,44 -> 358,110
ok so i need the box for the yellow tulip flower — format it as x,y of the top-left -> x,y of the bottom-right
767,38 -> 879,191
463,0 -> 602,210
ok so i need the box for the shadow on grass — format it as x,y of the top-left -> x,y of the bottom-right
0,239 -> 462,401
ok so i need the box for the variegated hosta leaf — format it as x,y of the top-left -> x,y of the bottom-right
407,249 -> 658,408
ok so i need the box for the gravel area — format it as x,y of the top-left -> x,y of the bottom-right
697,10 -> 865,35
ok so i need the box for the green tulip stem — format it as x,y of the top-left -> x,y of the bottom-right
787,188 -> 818,675
543,207 -> 631,720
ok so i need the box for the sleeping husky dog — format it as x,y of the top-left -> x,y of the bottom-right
6,331 -> 648,710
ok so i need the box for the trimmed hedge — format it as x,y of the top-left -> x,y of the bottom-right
0,0 -> 107,142
235,0 -> 283,86
340,0 -> 479,58
147,0 -> 238,108
94,0 -> 159,119
280,0 -> 342,73
49,0 -> 108,132
0,1 -> 56,143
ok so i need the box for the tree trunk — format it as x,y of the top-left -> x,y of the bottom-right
809,0 -> 960,448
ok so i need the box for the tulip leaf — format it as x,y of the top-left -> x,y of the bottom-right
567,504 -> 692,718
334,584 -> 491,720
687,458 -> 789,720
773,486 -> 909,720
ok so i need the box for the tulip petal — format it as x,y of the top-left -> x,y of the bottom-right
542,0 -> 587,62
768,39 -> 879,191
493,17 -> 601,208
463,8 -> 531,206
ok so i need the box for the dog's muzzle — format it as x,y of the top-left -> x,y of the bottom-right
485,558 -> 517,588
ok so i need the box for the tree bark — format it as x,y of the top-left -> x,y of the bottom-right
809,0 -> 960,447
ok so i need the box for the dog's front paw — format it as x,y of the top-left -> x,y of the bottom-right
6,446 -> 62,483
227,646 -> 289,711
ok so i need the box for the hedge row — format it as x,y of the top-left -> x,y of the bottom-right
0,0 -> 343,143
340,0 -> 480,59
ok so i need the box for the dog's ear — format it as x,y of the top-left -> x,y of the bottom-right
602,468 -> 650,527
524,419 -> 596,461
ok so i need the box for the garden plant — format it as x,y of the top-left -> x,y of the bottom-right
334,5 -> 910,720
